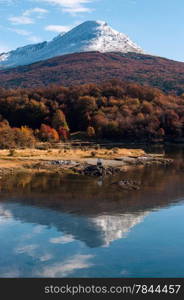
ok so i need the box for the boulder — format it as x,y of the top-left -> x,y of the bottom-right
112,179 -> 140,190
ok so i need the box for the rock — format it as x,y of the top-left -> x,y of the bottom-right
137,156 -> 173,166
82,165 -> 104,176
115,155 -> 173,166
48,160 -> 77,166
80,165 -> 121,177
112,179 -> 141,190
115,157 -> 137,164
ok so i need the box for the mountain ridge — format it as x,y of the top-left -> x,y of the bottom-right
0,20 -> 144,70
0,51 -> 184,95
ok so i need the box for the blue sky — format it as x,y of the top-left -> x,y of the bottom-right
0,0 -> 183,61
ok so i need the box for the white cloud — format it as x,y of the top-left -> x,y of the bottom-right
33,225 -> 45,234
2,269 -> 21,278
49,234 -> 74,244
39,253 -> 53,262
40,0 -> 93,14
10,28 -> 32,36
39,254 -> 94,277
24,7 -> 48,16
15,244 -> 38,256
15,243 -> 52,262
9,27 -> 42,44
8,7 -> 48,25
0,46 -> 10,54
0,206 -> 12,219
9,16 -> 34,25
21,225 -> 45,240
0,205 -> 13,223
63,6 -> 92,14
28,35 -> 42,43
0,0 -> 16,3
45,24 -> 72,33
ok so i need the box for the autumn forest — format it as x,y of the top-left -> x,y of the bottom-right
0,79 -> 184,148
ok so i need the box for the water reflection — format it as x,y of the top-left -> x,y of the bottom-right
0,202 -> 149,248
0,152 -> 184,277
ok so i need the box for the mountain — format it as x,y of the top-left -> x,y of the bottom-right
0,51 -> 184,94
0,20 -> 144,70
0,202 -> 148,247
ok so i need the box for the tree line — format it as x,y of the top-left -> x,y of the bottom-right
0,80 -> 184,148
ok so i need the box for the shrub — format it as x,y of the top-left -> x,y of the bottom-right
91,151 -> 97,157
8,149 -> 16,156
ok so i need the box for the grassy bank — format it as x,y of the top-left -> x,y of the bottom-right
0,145 -> 173,180
0,147 -> 146,175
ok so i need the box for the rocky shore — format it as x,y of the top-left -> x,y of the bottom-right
0,148 -> 173,182
25,154 -> 173,176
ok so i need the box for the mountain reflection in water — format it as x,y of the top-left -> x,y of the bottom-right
0,155 -> 184,277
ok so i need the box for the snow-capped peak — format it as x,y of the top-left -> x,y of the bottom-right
0,20 -> 144,69
80,20 -> 144,53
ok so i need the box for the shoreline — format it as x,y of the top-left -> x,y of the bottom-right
0,147 -> 173,178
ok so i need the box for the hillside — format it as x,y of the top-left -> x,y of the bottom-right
0,81 -> 184,147
0,52 -> 184,95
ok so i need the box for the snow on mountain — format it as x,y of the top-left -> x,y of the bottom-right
90,212 -> 148,246
0,20 -> 144,70
0,202 -> 148,247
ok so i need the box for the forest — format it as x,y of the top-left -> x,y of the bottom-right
0,52 -> 184,95
0,80 -> 184,148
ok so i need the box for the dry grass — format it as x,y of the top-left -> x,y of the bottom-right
0,147 -> 145,171
0,147 -> 145,160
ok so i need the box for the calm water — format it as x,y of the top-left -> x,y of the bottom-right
0,146 -> 184,278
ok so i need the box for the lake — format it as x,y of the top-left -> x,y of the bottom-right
0,145 -> 184,278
